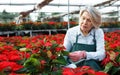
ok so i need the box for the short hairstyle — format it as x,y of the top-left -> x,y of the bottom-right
79,6 -> 101,28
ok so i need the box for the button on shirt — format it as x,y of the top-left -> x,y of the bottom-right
63,25 -> 105,61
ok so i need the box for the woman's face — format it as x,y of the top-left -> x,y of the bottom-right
79,11 -> 93,33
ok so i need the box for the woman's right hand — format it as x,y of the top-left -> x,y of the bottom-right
69,51 -> 86,62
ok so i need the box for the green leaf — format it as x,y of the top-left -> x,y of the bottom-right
103,62 -> 113,73
50,70 -> 62,75
115,54 -> 120,62
15,67 -> 28,73
111,67 -> 120,75
51,43 -> 58,48
23,59 -> 40,73
41,70 -> 62,75
42,72 -> 49,75
30,54 -> 40,58
52,55 -> 67,65
62,50 -> 69,56
115,49 -> 120,52
0,71 -> 7,75
24,58 -> 40,68
116,46 -> 120,51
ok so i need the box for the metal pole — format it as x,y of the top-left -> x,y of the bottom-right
67,0 -> 70,29
117,6 -> 120,21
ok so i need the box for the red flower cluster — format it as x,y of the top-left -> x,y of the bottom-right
0,45 -> 29,74
0,30 -> 119,75
102,30 -> 120,65
62,66 -> 108,75
101,30 -> 120,74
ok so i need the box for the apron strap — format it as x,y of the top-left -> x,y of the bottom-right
75,35 -> 79,43
93,30 -> 96,46
70,30 -> 96,52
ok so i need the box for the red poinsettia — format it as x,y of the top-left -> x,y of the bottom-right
17,35 -> 68,75
62,66 -> 108,75
102,30 -> 120,74
0,61 -> 23,71
1,31 -> 119,75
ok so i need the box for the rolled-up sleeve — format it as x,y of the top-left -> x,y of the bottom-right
86,29 -> 106,61
63,30 -> 72,51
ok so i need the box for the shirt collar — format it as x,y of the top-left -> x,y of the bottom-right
77,25 -> 95,36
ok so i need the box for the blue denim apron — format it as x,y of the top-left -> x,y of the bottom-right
68,32 -> 101,71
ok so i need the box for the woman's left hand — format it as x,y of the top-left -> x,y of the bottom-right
69,51 -> 86,62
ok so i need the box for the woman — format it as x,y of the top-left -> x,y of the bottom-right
63,6 -> 105,71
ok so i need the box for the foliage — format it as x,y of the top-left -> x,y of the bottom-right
17,38 -> 69,74
62,66 -> 108,75
1,21 -> 120,31
0,10 -> 18,23
101,30 -> 120,75
101,22 -> 120,28
0,31 -> 120,75
0,21 -> 78,31
0,34 -> 69,75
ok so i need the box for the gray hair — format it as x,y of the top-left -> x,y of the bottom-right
79,6 -> 101,29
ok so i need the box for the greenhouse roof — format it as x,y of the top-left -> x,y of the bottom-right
0,0 -> 120,13
0,0 -> 120,21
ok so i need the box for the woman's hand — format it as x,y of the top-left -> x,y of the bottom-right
69,51 -> 86,62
